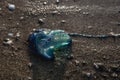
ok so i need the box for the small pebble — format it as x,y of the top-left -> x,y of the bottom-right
117,23 -> 120,26
32,28 -> 36,32
81,61 -> 87,66
20,16 -> 24,20
15,32 -> 20,40
67,54 -> 74,60
28,62 -> 32,68
8,33 -> 14,37
88,26 -> 92,29
118,11 -> 120,13
93,63 -> 106,71
103,55 -> 109,60
82,72 -> 92,78
110,65 -> 120,72
74,60 -> 80,66
109,32 -> 114,35
86,72 -> 92,78
111,73 -> 118,78
16,23 -> 19,25
3,38 -> 13,45
56,0 -> 60,4
8,4 -> 15,11
38,18 -> 44,24
43,2 -> 47,5
83,12 -> 89,15
101,73 -> 109,78
16,32 -> 20,38
52,11 -> 58,15
73,0 -> 76,2
61,20 -> 66,23
8,17 -> 12,20
27,77 -> 32,80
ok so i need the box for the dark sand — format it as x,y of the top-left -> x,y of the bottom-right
0,0 -> 120,80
